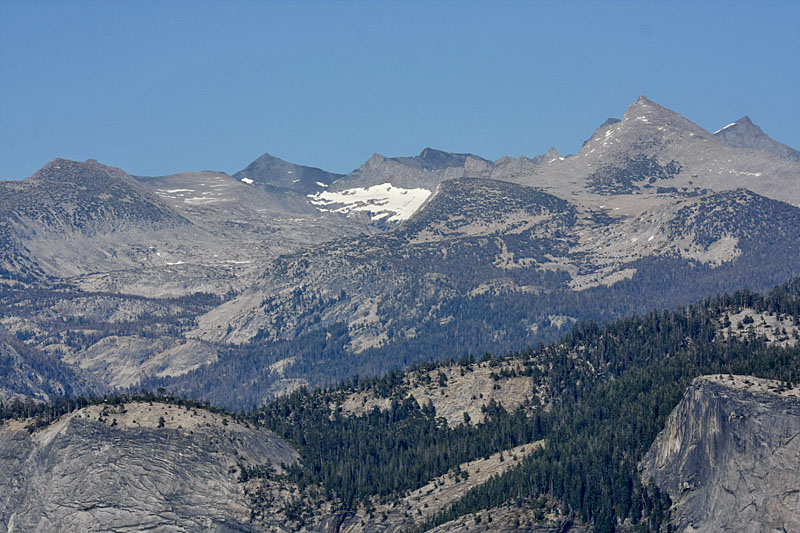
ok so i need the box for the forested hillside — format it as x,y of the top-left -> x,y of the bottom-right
237,279 -> 800,531
4,279 -> 800,531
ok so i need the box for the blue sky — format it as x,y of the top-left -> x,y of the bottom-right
1,1 -> 798,179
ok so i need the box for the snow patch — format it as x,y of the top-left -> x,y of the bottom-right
240,177 -> 254,184
316,182 -> 328,188
307,183 -> 431,222
713,122 -> 737,134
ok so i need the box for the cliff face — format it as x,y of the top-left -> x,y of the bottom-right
641,375 -> 800,532
0,402 -> 298,532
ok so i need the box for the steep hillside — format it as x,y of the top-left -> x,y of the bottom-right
241,279 -> 800,532
642,375 -> 800,532
0,287 -> 226,390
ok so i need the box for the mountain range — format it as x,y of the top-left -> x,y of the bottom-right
1,96 -> 799,406
1,95 -> 800,531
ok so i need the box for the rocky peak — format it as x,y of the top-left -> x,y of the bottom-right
28,158 -> 133,187
621,95 -> 698,131
622,94 -> 659,115
530,146 -> 563,164
233,152 -> 344,193
714,116 -> 800,162
2,158 -> 189,237
364,152 -> 388,168
416,147 -> 472,170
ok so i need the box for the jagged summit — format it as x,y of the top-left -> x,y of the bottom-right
529,146 -> 563,164
493,95 -> 800,205
336,147 -> 492,193
414,147 -> 486,170
714,116 -> 800,162
621,94 -> 659,116
385,147 -> 490,172
620,95 -> 705,133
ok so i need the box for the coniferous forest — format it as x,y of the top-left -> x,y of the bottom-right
5,279 -> 799,531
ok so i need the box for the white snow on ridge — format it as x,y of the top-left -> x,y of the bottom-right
713,122 -> 737,135
316,182 -> 329,188
307,183 -> 431,222
241,177 -> 254,184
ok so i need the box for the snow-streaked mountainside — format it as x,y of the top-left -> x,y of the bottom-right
307,182 -> 432,222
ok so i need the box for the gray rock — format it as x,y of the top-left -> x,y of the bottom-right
641,374 -> 800,532
0,402 -> 299,532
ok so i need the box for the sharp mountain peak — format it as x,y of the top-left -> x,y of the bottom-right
714,115 -> 800,163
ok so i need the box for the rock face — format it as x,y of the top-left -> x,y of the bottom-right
0,402 -> 298,532
641,375 -> 800,532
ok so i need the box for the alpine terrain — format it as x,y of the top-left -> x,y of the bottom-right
1,96 -> 799,532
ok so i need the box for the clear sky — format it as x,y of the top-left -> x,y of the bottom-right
1,1 -> 798,179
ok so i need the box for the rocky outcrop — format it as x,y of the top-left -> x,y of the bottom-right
641,375 -> 800,532
0,402 -> 298,532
